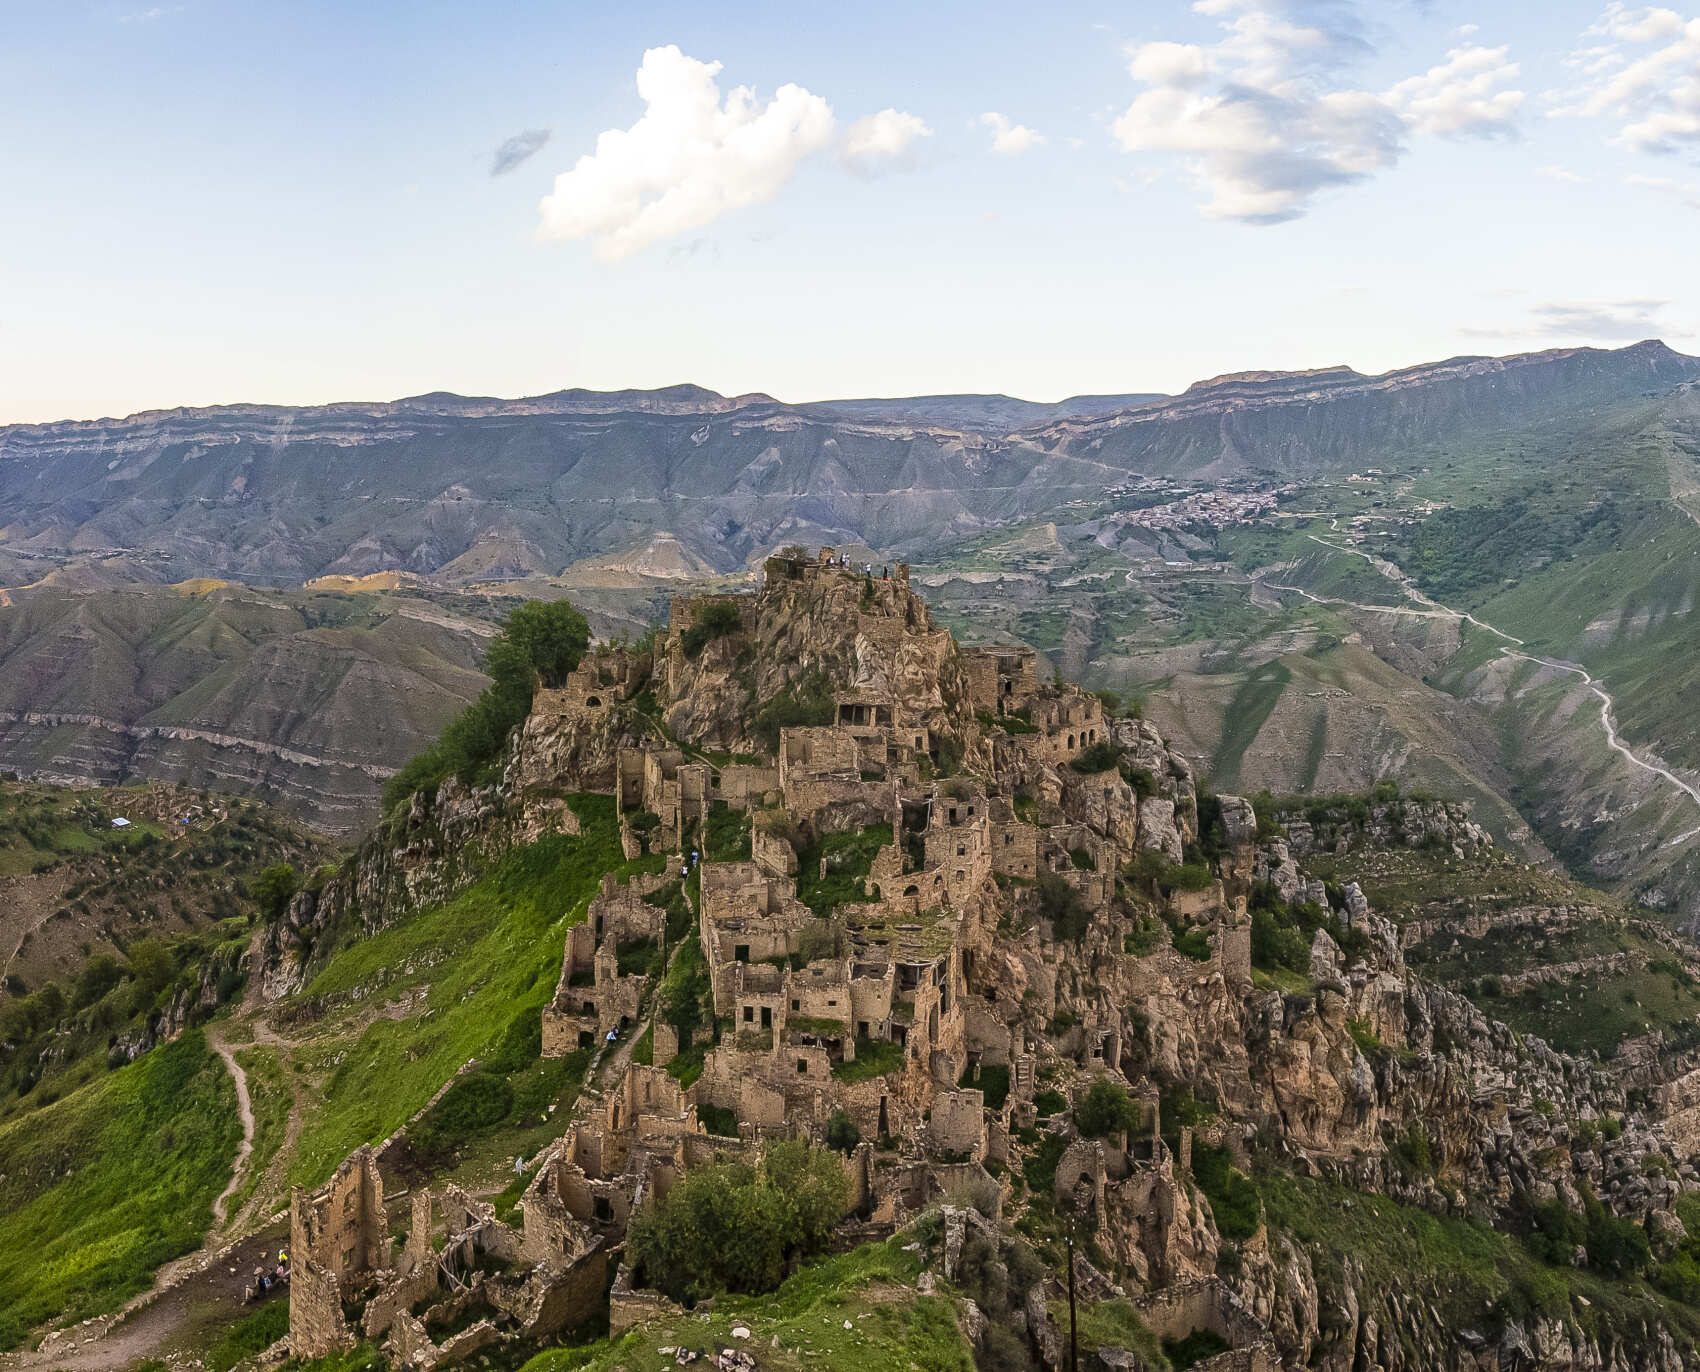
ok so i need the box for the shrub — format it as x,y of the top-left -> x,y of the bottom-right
1033,1088 -> 1067,1118
1070,742 -> 1123,774
825,1109 -> 860,1154
1251,908 -> 1309,974
1191,1143 -> 1260,1241
1120,764 -> 1158,798
74,955 -> 123,1008
1022,1132 -> 1071,1193
682,601 -> 742,658
626,1140 -> 849,1303
1036,873 -> 1091,942
1074,1080 -> 1139,1139
1587,1207 -> 1651,1276
750,670 -> 836,752
251,863 -> 300,922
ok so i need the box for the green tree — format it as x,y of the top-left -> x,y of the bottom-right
74,955 -> 123,1008
1074,1079 -> 1140,1139
1036,873 -> 1091,942
382,598 -> 590,811
251,863 -> 300,922
825,1109 -> 861,1155
127,939 -> 173,998
500,599 -> 591,688
626,1141 -> 849,1303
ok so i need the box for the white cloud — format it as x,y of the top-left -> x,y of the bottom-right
1537,163 -> 1585,181
1467,296 -> 1676,342
1385,45 -> 1524,137
537,45 -> 835,261
1110,2 -> 1524,224
1627,169 -> 1700,204
980,112 -> 1046,154
840,108 -> 932,175
1531,297 -> 1671,339
1456,23 -> 1480,37
1554,6 -> 1700,154
1127,40 -> 1211,86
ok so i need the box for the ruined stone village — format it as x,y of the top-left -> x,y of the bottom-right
282,548 -> 1700,1372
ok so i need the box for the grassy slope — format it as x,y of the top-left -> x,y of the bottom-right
1473,507 -> 1700,772
1304,846 -> 1700,1058
518,1234 -> 974,1372
1264,1173 -> 1700,1351
0,1028 -> 241,1347
286,795 -> 648,1187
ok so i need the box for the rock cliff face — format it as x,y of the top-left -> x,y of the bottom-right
256,775 -> 525,998
660,563 -> 977,754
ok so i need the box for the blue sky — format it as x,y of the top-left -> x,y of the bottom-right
2,0 -> 1697,423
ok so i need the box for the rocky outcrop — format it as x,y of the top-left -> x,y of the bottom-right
108,937 -> 248,1063
1277,798 -> 1492,860
255,775 -> 522,997
660,565 -> 979,756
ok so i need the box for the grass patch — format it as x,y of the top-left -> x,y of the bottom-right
959,1062 -> 1010,1110
0,1028 -> 242,1347
287,797 -> 623,1186
518,1231 -> 971,1372
222,1044 -> 291,1224
797,823 -> 893,917
1055,1299 -> 1170,1371
1022,1132 -> 1070,1193
702,802 -> 753,862
204,1297 -> 290,1371
833,1037 -> 906,1083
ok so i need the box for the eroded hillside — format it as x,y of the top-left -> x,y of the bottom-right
17,560 -> 1700,1372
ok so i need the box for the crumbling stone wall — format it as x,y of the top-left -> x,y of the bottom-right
713,762 -> 781,809
929,1087 -> 987,1159
1130,1279 -> 1278,1372
752,825 -> 797,877
289,1146 -> 387,1358
963,646 -> 1039,715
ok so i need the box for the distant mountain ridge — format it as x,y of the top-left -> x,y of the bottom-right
1,340 -> 1694,585
794,391 -> 1167,431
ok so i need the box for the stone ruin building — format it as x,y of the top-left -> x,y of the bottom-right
290,547 -> 1285,1370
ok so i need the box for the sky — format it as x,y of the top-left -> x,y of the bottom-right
2,0 -> 1698,423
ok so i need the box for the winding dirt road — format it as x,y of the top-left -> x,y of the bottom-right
1262,532 -> 1700,839
205,1025 -> 257,1231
